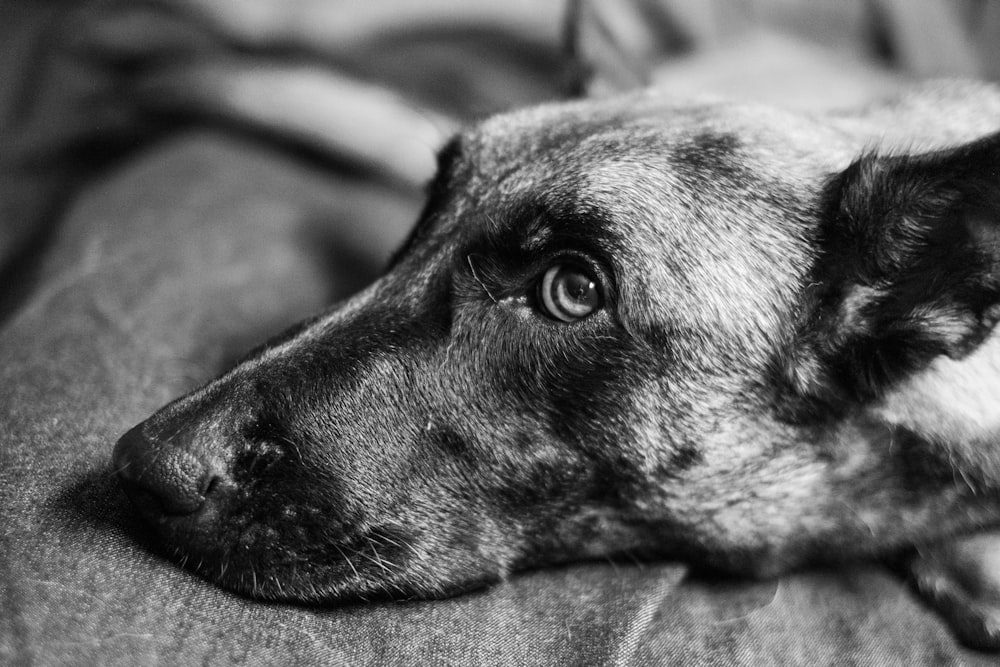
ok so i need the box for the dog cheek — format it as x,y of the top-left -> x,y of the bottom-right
481,341 -> 678,550
539,339 -> 673,483
458,318 -> 663,480
408,505 -> 522,594
404,389 -> 596,567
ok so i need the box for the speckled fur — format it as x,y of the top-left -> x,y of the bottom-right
118,81 -> 1000,626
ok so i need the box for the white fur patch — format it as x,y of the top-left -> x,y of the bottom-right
875,329 -> 1000,451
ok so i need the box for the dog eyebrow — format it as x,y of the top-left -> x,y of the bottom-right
522,215 -> 555,252
467,194 -> 618,281
514,198 -> 615,259
469,205 -> 563,267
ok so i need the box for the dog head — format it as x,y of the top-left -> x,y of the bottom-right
114,81 -> 1000,602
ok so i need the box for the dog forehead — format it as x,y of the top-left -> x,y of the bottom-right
464,92 -> 842,168
442,99 -> 831,341
454,93 -> 844,226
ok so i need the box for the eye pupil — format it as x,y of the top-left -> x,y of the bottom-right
565,273 -> 594,301
540,264 -> 602,322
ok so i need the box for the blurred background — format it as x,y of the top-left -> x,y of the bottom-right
3,0 -> 1000,309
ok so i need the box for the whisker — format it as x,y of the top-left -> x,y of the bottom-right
334,543 -> 361,580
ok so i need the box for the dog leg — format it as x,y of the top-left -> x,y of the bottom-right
911,532 -> 1000,650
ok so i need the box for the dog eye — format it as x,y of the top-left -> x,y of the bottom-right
538,264 -> 602,322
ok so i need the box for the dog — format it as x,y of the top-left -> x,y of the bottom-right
113,77 -> 1000,649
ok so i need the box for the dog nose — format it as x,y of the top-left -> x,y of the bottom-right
113,424 -> 221,516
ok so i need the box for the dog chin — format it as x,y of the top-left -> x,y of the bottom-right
142,515 -> 506,604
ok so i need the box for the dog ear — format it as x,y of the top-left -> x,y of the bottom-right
784,132 -> 1000,411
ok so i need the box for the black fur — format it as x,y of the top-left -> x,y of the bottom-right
113,84 -> 1000,648
785,131 -> 1000,411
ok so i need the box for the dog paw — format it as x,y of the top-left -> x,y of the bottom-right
909,532 -> 1000,650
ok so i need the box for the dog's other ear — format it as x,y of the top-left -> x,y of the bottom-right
785,132 -> 1000,411
564,0 -> 689,97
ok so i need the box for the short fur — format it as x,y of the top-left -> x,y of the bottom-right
114,80 -> 1000,646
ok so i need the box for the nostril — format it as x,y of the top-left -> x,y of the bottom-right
201,472 -> 221,498
113,424 -> 221,516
